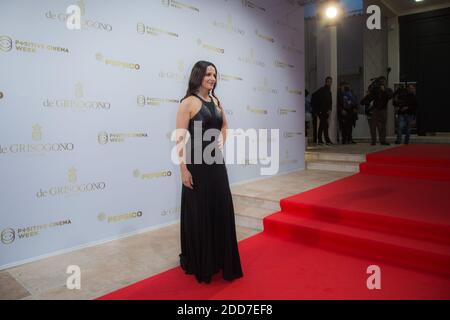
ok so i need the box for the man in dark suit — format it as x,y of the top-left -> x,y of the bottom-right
312,77 -> 333,145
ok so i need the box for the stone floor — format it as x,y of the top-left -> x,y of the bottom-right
306,142 -> 393,154
231,169 -> 353,203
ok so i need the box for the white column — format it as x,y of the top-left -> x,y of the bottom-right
316,21 -> 338,143
387,16 -> 400,136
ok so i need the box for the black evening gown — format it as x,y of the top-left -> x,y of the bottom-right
179,93 -> 243,283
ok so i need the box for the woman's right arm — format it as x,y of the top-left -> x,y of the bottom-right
176,98 -> 194,189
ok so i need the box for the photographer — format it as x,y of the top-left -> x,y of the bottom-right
394,84 -> 417,144
361,76 -> 393,146
338,82 -> 357,144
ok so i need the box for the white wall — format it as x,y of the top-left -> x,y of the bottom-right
0,0 -> 305,269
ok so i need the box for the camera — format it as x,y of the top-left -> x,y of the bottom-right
368,76 -> 386,95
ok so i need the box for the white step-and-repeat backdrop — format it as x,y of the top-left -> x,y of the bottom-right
0,0 -> 304,269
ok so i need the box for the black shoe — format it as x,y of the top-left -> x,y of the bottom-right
395,141 -> 401,145
381,142 -> 390,146
351,141 -> 357,144
371,142 -> 376,146
318,142 -> 324,145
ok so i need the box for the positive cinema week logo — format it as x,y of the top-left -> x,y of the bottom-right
161,0 -> 199,12
137,95 -> 179,107
97,131 -> 148,144
136,23 -> 178,38
1,220 -> 72,245
0,35 -> 69,54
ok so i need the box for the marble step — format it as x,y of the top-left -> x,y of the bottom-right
305,151 -> 365,163
354,136 -> 450,144
306,159 -> 361,173
233,201 -> 277,231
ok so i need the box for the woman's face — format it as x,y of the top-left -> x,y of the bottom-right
201,65 -> 216,91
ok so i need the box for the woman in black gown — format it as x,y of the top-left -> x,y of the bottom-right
175,61 -> 243,283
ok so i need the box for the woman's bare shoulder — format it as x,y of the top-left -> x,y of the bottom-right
180,95 -> 200,109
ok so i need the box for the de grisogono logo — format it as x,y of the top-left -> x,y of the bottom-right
253,78 -> 277,94
43,82 -> 111,111
1,220 -> 72,245
45,0 -> 113,32
238,48 -> 265,67
0,124 -> 75,155
212,14 -> 245,36
137,95 -> 179,107
36,167 -> 106,198
95,52 -> 140,70
97,131 -> 148,144
161,0 -> 199,13
97,210 -> 143,223
159,60 -> 188,81
0,35 -> 69,54
133,169 -> 172,180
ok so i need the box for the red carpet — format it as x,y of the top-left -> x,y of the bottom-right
360,144 -> 450,180
98,145 -> 450,300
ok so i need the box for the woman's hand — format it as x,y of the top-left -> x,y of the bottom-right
181,167 -> 194,189
218,133 -> 224,151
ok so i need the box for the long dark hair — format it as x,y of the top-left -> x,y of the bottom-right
181,60 -> 221,108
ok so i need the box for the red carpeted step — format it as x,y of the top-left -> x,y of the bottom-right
359,162 -> 450,181
279,174 -> 450,246
263,211 -> 450,278
366,145 -> 450,168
